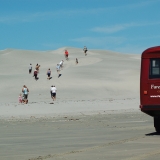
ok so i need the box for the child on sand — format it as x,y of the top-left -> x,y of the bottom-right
18,93 -> 22,103
29,63 -> 32,74
47,68 -> 51,80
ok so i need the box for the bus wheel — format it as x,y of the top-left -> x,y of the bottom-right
154,117 -> 160,133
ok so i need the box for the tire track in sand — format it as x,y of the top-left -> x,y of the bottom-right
125,150 -> 160,160
28,135 -> 145,160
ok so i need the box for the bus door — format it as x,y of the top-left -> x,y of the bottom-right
148,58 -> 160,104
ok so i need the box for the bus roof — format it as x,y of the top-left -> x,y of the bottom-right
142,46 -> 160,58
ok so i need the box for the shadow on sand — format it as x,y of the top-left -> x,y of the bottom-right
35,77 -> 39,81
145,132 -> 160,136
58,74 -> 62,78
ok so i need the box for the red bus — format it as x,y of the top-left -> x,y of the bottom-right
140,46 -> 160,132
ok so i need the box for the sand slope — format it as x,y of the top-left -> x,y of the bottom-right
0,47 -> 141,118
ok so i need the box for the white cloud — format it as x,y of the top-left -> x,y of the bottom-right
70,36 -> 126,46
0,11 -> 58,23
0,0 -> 159,23
91,22 -> 160,34
91,23 -> 135,34
0,8 -> 106,23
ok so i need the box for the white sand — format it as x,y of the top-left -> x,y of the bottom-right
0,47 -> 141,119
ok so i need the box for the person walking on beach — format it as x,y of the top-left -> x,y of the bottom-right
35,64 -> 38,70
56,64 -> 61,77
59,60 -> 64,69
50,85 -> 57,101
22,85 -> 29,104
64,50 -> 69,60
76,58 -> 78,64
29,63 -> 32,74
83,46 -> 88,56
35,64 -> 40,73
56,64 -> 60,72
33,69 -> 38,80
47,68 -> 51,80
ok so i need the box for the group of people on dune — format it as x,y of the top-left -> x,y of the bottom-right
28,63 -> 41,80
19,47 -> 88,104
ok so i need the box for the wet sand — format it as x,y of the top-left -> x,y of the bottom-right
0,111 -> 159,160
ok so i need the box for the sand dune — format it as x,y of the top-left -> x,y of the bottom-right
0,47 -> 141,118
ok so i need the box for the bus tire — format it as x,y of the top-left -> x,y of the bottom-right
154,117 -> 160,133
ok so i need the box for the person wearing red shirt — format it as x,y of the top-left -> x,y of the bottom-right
64,50 -> 69,60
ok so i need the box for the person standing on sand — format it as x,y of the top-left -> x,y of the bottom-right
50,85 -> 57,101
76,58 -> 78,64
22,85 -> 29,104
47,68 -> 51,80
83,46 -> 88,56
29,63 -> 32,74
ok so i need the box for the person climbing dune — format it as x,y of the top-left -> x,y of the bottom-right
64,50 -> 69,60
83,46 -> 88,56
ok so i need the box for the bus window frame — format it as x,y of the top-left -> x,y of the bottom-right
149,58 -> 160,79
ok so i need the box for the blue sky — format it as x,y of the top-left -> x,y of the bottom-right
1,0 -> 160,54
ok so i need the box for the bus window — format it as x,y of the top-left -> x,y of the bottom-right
149,59 -> 160,79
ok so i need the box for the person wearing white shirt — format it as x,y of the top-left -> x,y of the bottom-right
50,85 -> 57,101
56,64 -> 61,78
59,60 -> 64,69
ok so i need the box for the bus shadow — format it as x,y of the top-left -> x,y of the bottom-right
145,132 -> 160,136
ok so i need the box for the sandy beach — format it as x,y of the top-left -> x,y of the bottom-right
0,112 -> 158,160
0,47 -> 159,160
